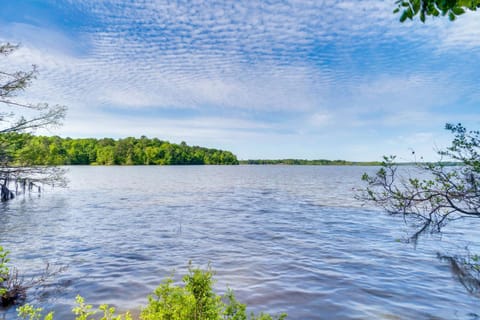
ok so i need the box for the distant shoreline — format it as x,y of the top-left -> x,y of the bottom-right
52,161 -> 460,166
239,159 -> 382,166
238,160 -> 462,166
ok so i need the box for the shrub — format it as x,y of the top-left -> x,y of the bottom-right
135,263 -> 287,320
1,246 -> 66,308
17,264 -> 287,320
0,246 -> 27,307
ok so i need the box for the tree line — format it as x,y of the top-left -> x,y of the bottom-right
241,159 -> 382,166
1,133 -> 239,166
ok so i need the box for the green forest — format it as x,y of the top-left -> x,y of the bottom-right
0,133 -> 386,167
1,133 -> 239,165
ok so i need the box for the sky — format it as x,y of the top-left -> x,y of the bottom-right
1,0 -> 479,161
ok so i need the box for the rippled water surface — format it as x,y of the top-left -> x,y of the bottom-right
1,166 -> 480,319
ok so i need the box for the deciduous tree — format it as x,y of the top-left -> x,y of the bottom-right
0,43 -> 66,201
360,124 -> 480,293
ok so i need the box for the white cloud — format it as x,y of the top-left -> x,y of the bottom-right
309,112 -> 331,127
1,0 -> 479,160
0,22 -> 87,58
433,12 -> 480,51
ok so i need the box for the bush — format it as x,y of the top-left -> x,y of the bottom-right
1,246 -> 66,308
17,264 -> 287,320
0,246 -> 26,307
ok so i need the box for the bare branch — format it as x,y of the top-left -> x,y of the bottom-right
359,125 -> 480,241
0,42 -> 67,201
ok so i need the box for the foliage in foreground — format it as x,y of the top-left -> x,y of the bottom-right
1,247 -> 67,308
394,0 -> 480,22
361,123 -> 480,242
360,123 -> 480,294
0,246 -> 25,307
16,265 -> 286,320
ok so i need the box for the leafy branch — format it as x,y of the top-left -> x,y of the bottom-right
360,124 -> 480,243
394,0 -> 480,22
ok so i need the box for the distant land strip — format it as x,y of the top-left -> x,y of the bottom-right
1,133 -> 461,167
240,159 -> 462,166
239,159 -> 382,166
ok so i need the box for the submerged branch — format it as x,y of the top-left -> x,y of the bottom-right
438,252 -> 480,296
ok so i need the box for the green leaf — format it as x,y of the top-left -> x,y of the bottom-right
412,0 -> 420,13
452,6 -> 466,15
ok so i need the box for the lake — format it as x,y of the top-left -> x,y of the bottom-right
0,166 -> 479,319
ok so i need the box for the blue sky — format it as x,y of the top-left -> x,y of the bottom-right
1,0 -> 480,161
